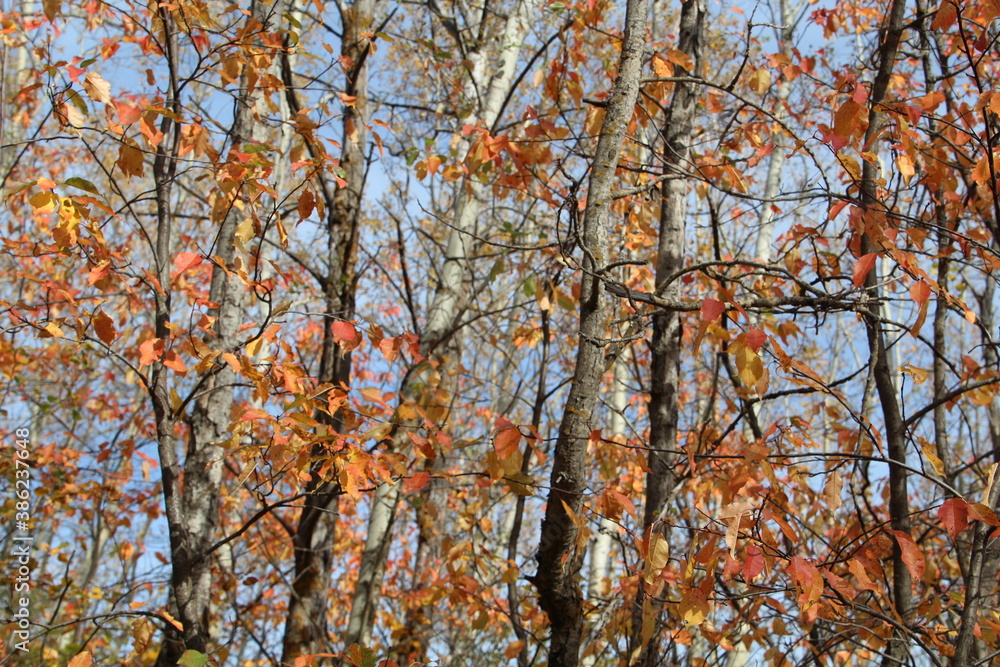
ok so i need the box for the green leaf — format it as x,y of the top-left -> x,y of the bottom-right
64,177 -> 100,195
177,650 -> 209,667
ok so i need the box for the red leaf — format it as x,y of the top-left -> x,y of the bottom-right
701,298 -> 725,322
852,253 -> 878,288
331,321 -> 362,352
938,497 -> 969,539
889,530 -> 925,582
743,544 -> 764,581
746,328 -> 767,351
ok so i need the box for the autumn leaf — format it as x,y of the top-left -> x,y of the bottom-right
93,308 -> 116,345
749,67 -> 771,94
643,532 -> 670,585
849,557 -> 879,593
938,497 -> 969,540
701,298 -> 725,321
745,328 -> 767,351
67,652 -> 93,667
494,418 -> 522,460
331,321 -> 363,352
666,49 -> 694,72
743,544 -> 764,581
83,72 -> 112,104
139,337 -> 164,365
116,139 -> 145,178
678,588 -> 709,625
788,556 -> 824,607
823,470 -> 843,512
404,471 -> 430,493
852,253 -> 878,287
888,530 -> 925,582
719,499 -> 755,556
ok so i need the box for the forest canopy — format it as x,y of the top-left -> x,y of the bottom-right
1,0 -> 1000,665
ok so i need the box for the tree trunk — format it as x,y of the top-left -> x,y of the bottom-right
532,1 -> 648,665
154,1 -> 282,662
855,0 -> 911,662
345,0 -> 540,656
280,0 -> 373,662
630,0 -> 704,663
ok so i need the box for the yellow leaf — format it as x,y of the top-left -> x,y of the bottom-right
679,588 -> 709,626
29,190 -> 58,214
246,336 -> 263,357
67,652 -> 93,667
83,72 -> 112,104
921,438 -> 945,477
840,154 -> 862,182
643,533 -> 670,584
749,67 -> 772,94
42,321 -> 65,338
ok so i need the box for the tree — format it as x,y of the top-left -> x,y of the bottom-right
6,0 -> 1000,664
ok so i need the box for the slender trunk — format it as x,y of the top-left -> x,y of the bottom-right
281,0 -> 372,662
855,0 -> 911,662
581,349 -> 629,667
630,1 -> 704,663
754,0 -> 802,263
532,2 -> 648,665
346,0 -> 540,654
953,281 -> 1000,664
153,2 -> 282,662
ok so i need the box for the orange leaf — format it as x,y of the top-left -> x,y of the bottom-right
910,280 -> 931,306
968,502 -> 1000,526
852,253 -> 877,287
162,350 -> 188,374
139,337 -> 164,365
173,251 -> 202,273
93,308 -> 116,345
788,556 -> 824,607
404,471 -> 431,493
849,557 -> 879,593
889,530 -> 925,582
67,652 -> 93,667
494,419 -> 522,460
666,49 -> 694,72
